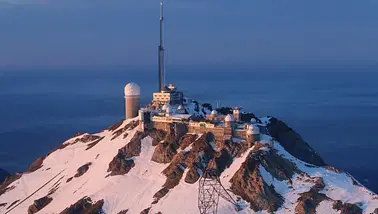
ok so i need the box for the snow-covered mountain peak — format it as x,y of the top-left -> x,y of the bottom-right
0,117 -> 377,214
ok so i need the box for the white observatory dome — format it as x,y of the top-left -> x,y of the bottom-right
250,118 -> 257,124
247,125 -> 260,135
211,110 -> 218,115
124,82 -> 140,96
225,114 -> 235,122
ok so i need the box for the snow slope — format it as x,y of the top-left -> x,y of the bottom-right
0,118 -> 377,214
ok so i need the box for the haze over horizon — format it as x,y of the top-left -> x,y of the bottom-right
1,0 -> 378,68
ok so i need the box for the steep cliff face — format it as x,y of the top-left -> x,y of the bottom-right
0,117 -> 377,214
266,117 -> 326,166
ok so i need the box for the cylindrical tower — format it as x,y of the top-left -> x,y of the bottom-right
224,114 -> 235,128
246,124 -> 260,146
124,82 -> 140,120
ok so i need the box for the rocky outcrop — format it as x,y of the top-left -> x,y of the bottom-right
266,117 -> 326,166
259,149 -> 300,181
107,151 -> 135,177
151,142 -> 177,164
107,120 -> 124,131
73,134 -> 102,144
59,197 -> 104,214
0,168 -> 10,184
111,120 -> 140,140
27,157 -> 45,172
120,131 -> 147,159
148,129 -> 167,146
332,200 -> 363,214
179,134 -> 198,150
0,173 -> 22,196
28,196 -> 53,214
151,129 -> 179,164
74,163 -> 92,178
230,150 -> 284,212
295,188 -> 328,214
86,136 -> 105,150
107,131 -> 147,177
140,207 -> 151,214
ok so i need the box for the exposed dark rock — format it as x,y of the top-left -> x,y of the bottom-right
0,203 -> 7,207
74,163 -> 92,178
153,188 -> 169,203
213,149 -> 233,174
161,154 -> 186,189
86,136 -> 105,150
59,197 -> 104,214
179,134 -> 198,150
121,131 -> 147,159
230,151 -> 284,212
111,120 -> 140,141
27,157 -> 45,172
372,208 -> 378,214
184,166 -> 200,184
223,138 -> 249,158
313,177 -> 325,191
0,168 -> 10,184
0,173 -> 22,196
325,166 -> 341,173
7,199 -> 20,210
295,188 -> 329,214
151,142 -> 177,164
107,150 -> 135,177
259,149 -> 300,181
66,177 -> 73,183
140,207 -> 151,214
108,120 -> 124,131
151,127 -> 183,164
117,210 -> 129,214
106,131 -> 147,177
28,196 -> 53,214
266,117 -> 326,166
332,200 -> 363,214
73,134 -> 102,145
148,128 -> 167,146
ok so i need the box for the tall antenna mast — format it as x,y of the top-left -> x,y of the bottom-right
158,0 -> 165,92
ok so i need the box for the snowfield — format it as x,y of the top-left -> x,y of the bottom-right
0,118 -> 377,214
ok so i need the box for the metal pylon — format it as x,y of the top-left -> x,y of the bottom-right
198,168 -> 241,214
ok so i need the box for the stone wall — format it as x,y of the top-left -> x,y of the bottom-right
188,126 -> 226,143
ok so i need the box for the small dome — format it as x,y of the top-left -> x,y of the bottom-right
250,118 -> 257,124
177,105 -> 184,110
225,114 -> 235,122
211,110 -> 218,115
161,103 -> 170,111
247,125 -> 260,135
124,82 -> 140,96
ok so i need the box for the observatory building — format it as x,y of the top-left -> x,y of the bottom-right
124,82 -> 140,119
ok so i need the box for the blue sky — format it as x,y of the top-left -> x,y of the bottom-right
1,0 -> 378,68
